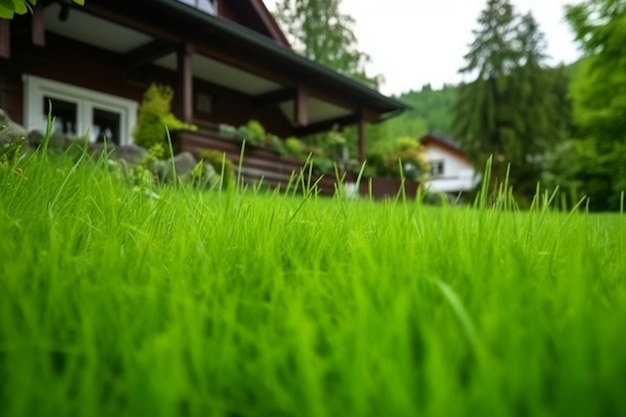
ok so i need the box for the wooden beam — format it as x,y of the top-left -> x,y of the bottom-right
357,115 -> 366,163
121,40 -> 175,71
80,2 -> 182,44
294,114 -> 360,137
32,3 -> 45,47
251,88 -> 295,107
295,86 -> 308,126
177,42 -> 194,124
0,20 -> 9,59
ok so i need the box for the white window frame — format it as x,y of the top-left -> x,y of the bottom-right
23,75 -> 138,145
431,159 -> 445,178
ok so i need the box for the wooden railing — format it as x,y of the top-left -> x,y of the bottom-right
178,129 -> 420,200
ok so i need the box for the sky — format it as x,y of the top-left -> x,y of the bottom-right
264,0 -> 582,96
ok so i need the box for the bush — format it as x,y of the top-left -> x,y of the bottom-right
266,134 -> 287,155
218,123 -> 237,138
366,136 -> 430,180
245,119 -> 266,145
285,137 -> 307,157
311,155 -> 335,174
200,150 -> 235,190
133,84 -> 194,156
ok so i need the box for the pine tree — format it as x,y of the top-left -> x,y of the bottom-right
453,0 -> 563,197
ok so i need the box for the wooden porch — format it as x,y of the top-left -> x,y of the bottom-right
178,126 -> 420,200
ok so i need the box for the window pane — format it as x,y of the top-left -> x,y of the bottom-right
175,0 -> 215,14
198,0 -> 215,13
92,108 -> 121,145
43,96 -> 77,135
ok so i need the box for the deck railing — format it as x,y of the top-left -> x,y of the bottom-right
178,128 -> 420,200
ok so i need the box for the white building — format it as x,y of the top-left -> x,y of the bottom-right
420,134 -> 481,195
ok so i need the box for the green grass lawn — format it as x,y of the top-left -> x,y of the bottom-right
1,148 -> 625,417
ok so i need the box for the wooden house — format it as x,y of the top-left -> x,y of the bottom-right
0,0 -> 408,168
419,133 -> 481,195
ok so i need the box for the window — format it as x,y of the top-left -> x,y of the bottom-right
195,92 -> 213,115
23,75 -> 138,145
176,0 -> 216,15
431,159 -> 445,177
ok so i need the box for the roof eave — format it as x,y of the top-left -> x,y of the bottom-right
147,0 -> 410,115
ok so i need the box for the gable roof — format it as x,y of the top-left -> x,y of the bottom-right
419,133 -> 470,161
214,0 -> 291,47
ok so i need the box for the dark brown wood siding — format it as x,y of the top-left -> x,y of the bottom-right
2,33 -> 293,137
0,72 -> 23,124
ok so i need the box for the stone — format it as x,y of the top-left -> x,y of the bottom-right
0,108 -> 28,145
149,152 -> 198,184
172,151 -> 198,177
114,144 -> 148,166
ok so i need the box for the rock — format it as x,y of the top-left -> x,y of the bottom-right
148,152 -> 198,183
0,109 -> 28,145
29,129 -> 73,151
114,144 -> 148,166
172,151 -> 198,177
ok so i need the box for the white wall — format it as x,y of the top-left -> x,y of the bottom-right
423,144 -> 480,193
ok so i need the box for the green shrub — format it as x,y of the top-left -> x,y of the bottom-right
245,119 -> 266,145
266,134 -> 287,155
311,155 -> 335,174
133,84 -> 194,156
218,123 -> 237,138
285,137 -> 307,157
200,149 -> 235,190
366,136 -> 430,180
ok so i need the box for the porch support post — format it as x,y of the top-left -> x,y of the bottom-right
295,86 -> 308,126
357,112 -> 366,163
32,3 -> 45,47
0,20 -> 9,59
177,42 -> 194,124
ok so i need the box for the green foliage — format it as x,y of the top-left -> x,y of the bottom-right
566,3 -> 626,143
452,0 -> 568,198
133,84 -> 194,156
200,149 -> 235,190
245,119 -> 266,145
382,84 -> 457,140
540,138 -> 626,210
310,154 -> 335,174
543,0 -> 626,211
0,0 -> 83,19
0,135 -> 25,176
366,136 -> 430,180
218,123 -> 238,138
266,134 -> 288,155
285,136 -> 307,157
275,0 -> 380,87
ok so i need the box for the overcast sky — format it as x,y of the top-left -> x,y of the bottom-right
264,0 -> 582,96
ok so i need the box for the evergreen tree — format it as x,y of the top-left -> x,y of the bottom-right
453,0 -> 562,197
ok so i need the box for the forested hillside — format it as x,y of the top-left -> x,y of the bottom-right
382,84 -> 457,140
382,58 -> 578,143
